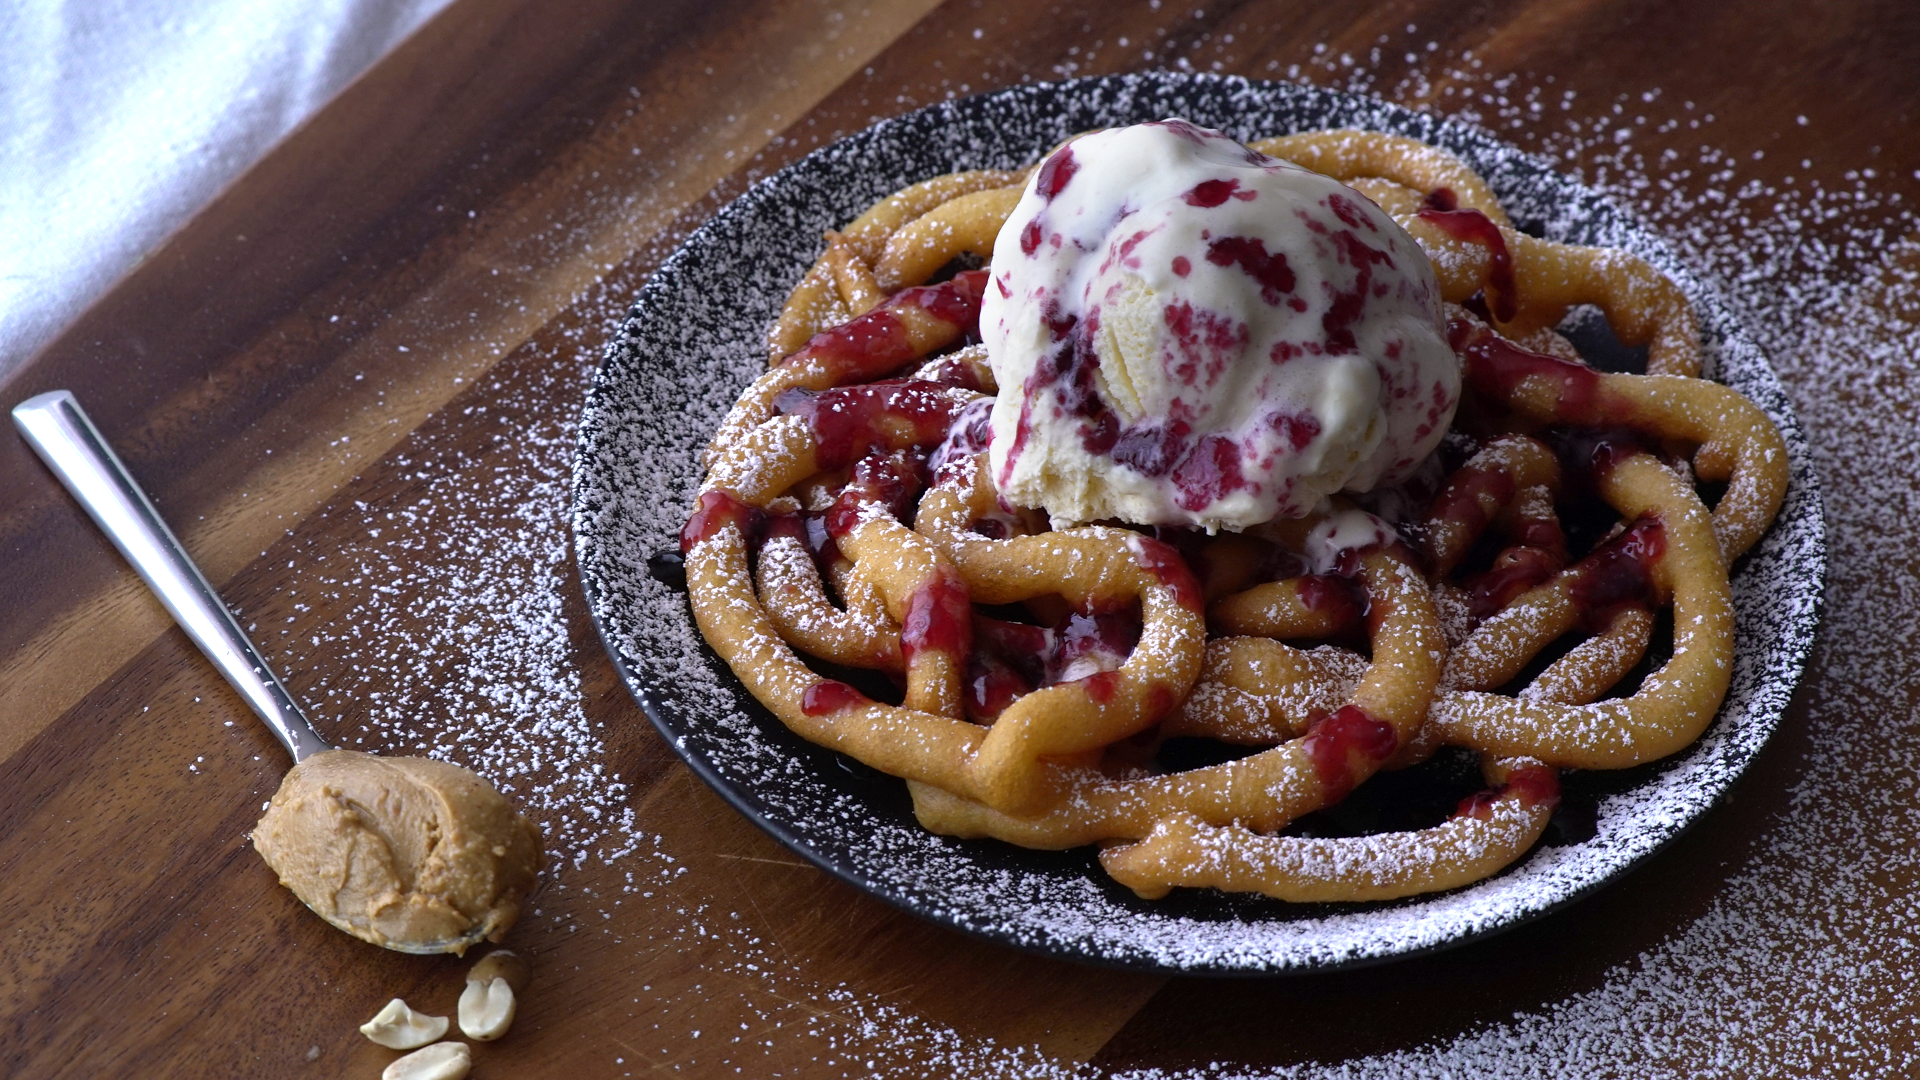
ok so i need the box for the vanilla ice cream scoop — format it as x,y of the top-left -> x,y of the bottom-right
981,119 -> 1459,531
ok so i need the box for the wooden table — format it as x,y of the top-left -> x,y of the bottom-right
5,2 -> 1918,1075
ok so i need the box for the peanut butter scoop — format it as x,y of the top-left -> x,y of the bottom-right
253,750 -> 544,955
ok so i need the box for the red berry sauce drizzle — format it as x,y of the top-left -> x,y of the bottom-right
1418,187 -> 1518,324
1443,312 -> 1678,626
1453,762 -> 1563,821
1421,436 -> 1571,616
1465,546 -> 1570,618
1128,535 -> 1206,614
763,507 -> 843,573
964,608 -> 1144,723
1563,514 -> 1667,630
823,452 -> 925,539
1427,458 -> 1518,545
695,270 -> 996,721
1294,573 -> 1366,632
800,679 -> 872,717
928,398 -> 994,484
916,353 -> 992,393
965,618 -> 1050,720
1301,703 -> 1401,803
1128,530 -> 1205,611
1505,493 -> 1570,553
1080,670 -> 1123,705
900,567 -> 973,676
779,270 -> 988,382
1451,314 -> 1605,416
680,489 -> 767,553
774,380 -> 968,471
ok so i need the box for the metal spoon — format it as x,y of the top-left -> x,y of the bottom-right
13,390 -> 534,954
12,390 -> 333,763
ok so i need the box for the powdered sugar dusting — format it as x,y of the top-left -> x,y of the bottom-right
269,347 -> 650,871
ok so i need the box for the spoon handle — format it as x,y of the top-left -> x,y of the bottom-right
13,390 -> 333,763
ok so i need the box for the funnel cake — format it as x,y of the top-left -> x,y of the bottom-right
678,121 -> 1787,905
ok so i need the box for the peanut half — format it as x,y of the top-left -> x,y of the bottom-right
381,1041 -> 471,1080
457,948 -> 531,1041
359,998 -> 449,1050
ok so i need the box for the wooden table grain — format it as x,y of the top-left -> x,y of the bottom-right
5,1 -> 1918,1076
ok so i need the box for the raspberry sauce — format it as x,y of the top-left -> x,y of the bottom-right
823,453 -> 925,539
1294,574 -> 1365,630
1451,315 -> 1604,415
775,379 -> 965,471
962,608 -> 1145,723
900,567 -> 972,670
1428,463 -> 1518,541
680,489 -> 765,553
1566,514 -> 1667,623
800,680 -> 870,717
1418,203 -> 1517,323
1465,546 -> 1568,617
781,270 -> 988,381
1454,763 -> 1562,820
1300,704 -> 1399,803
1080,670 -> 1121,704
1130,536 -> 1205,613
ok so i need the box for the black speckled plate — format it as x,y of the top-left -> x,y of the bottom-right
571,72 -> 1823,975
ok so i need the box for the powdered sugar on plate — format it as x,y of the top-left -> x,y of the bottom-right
571,72 -> 1823,975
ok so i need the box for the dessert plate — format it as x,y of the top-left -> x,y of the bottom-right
572,72 -> 1823,974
